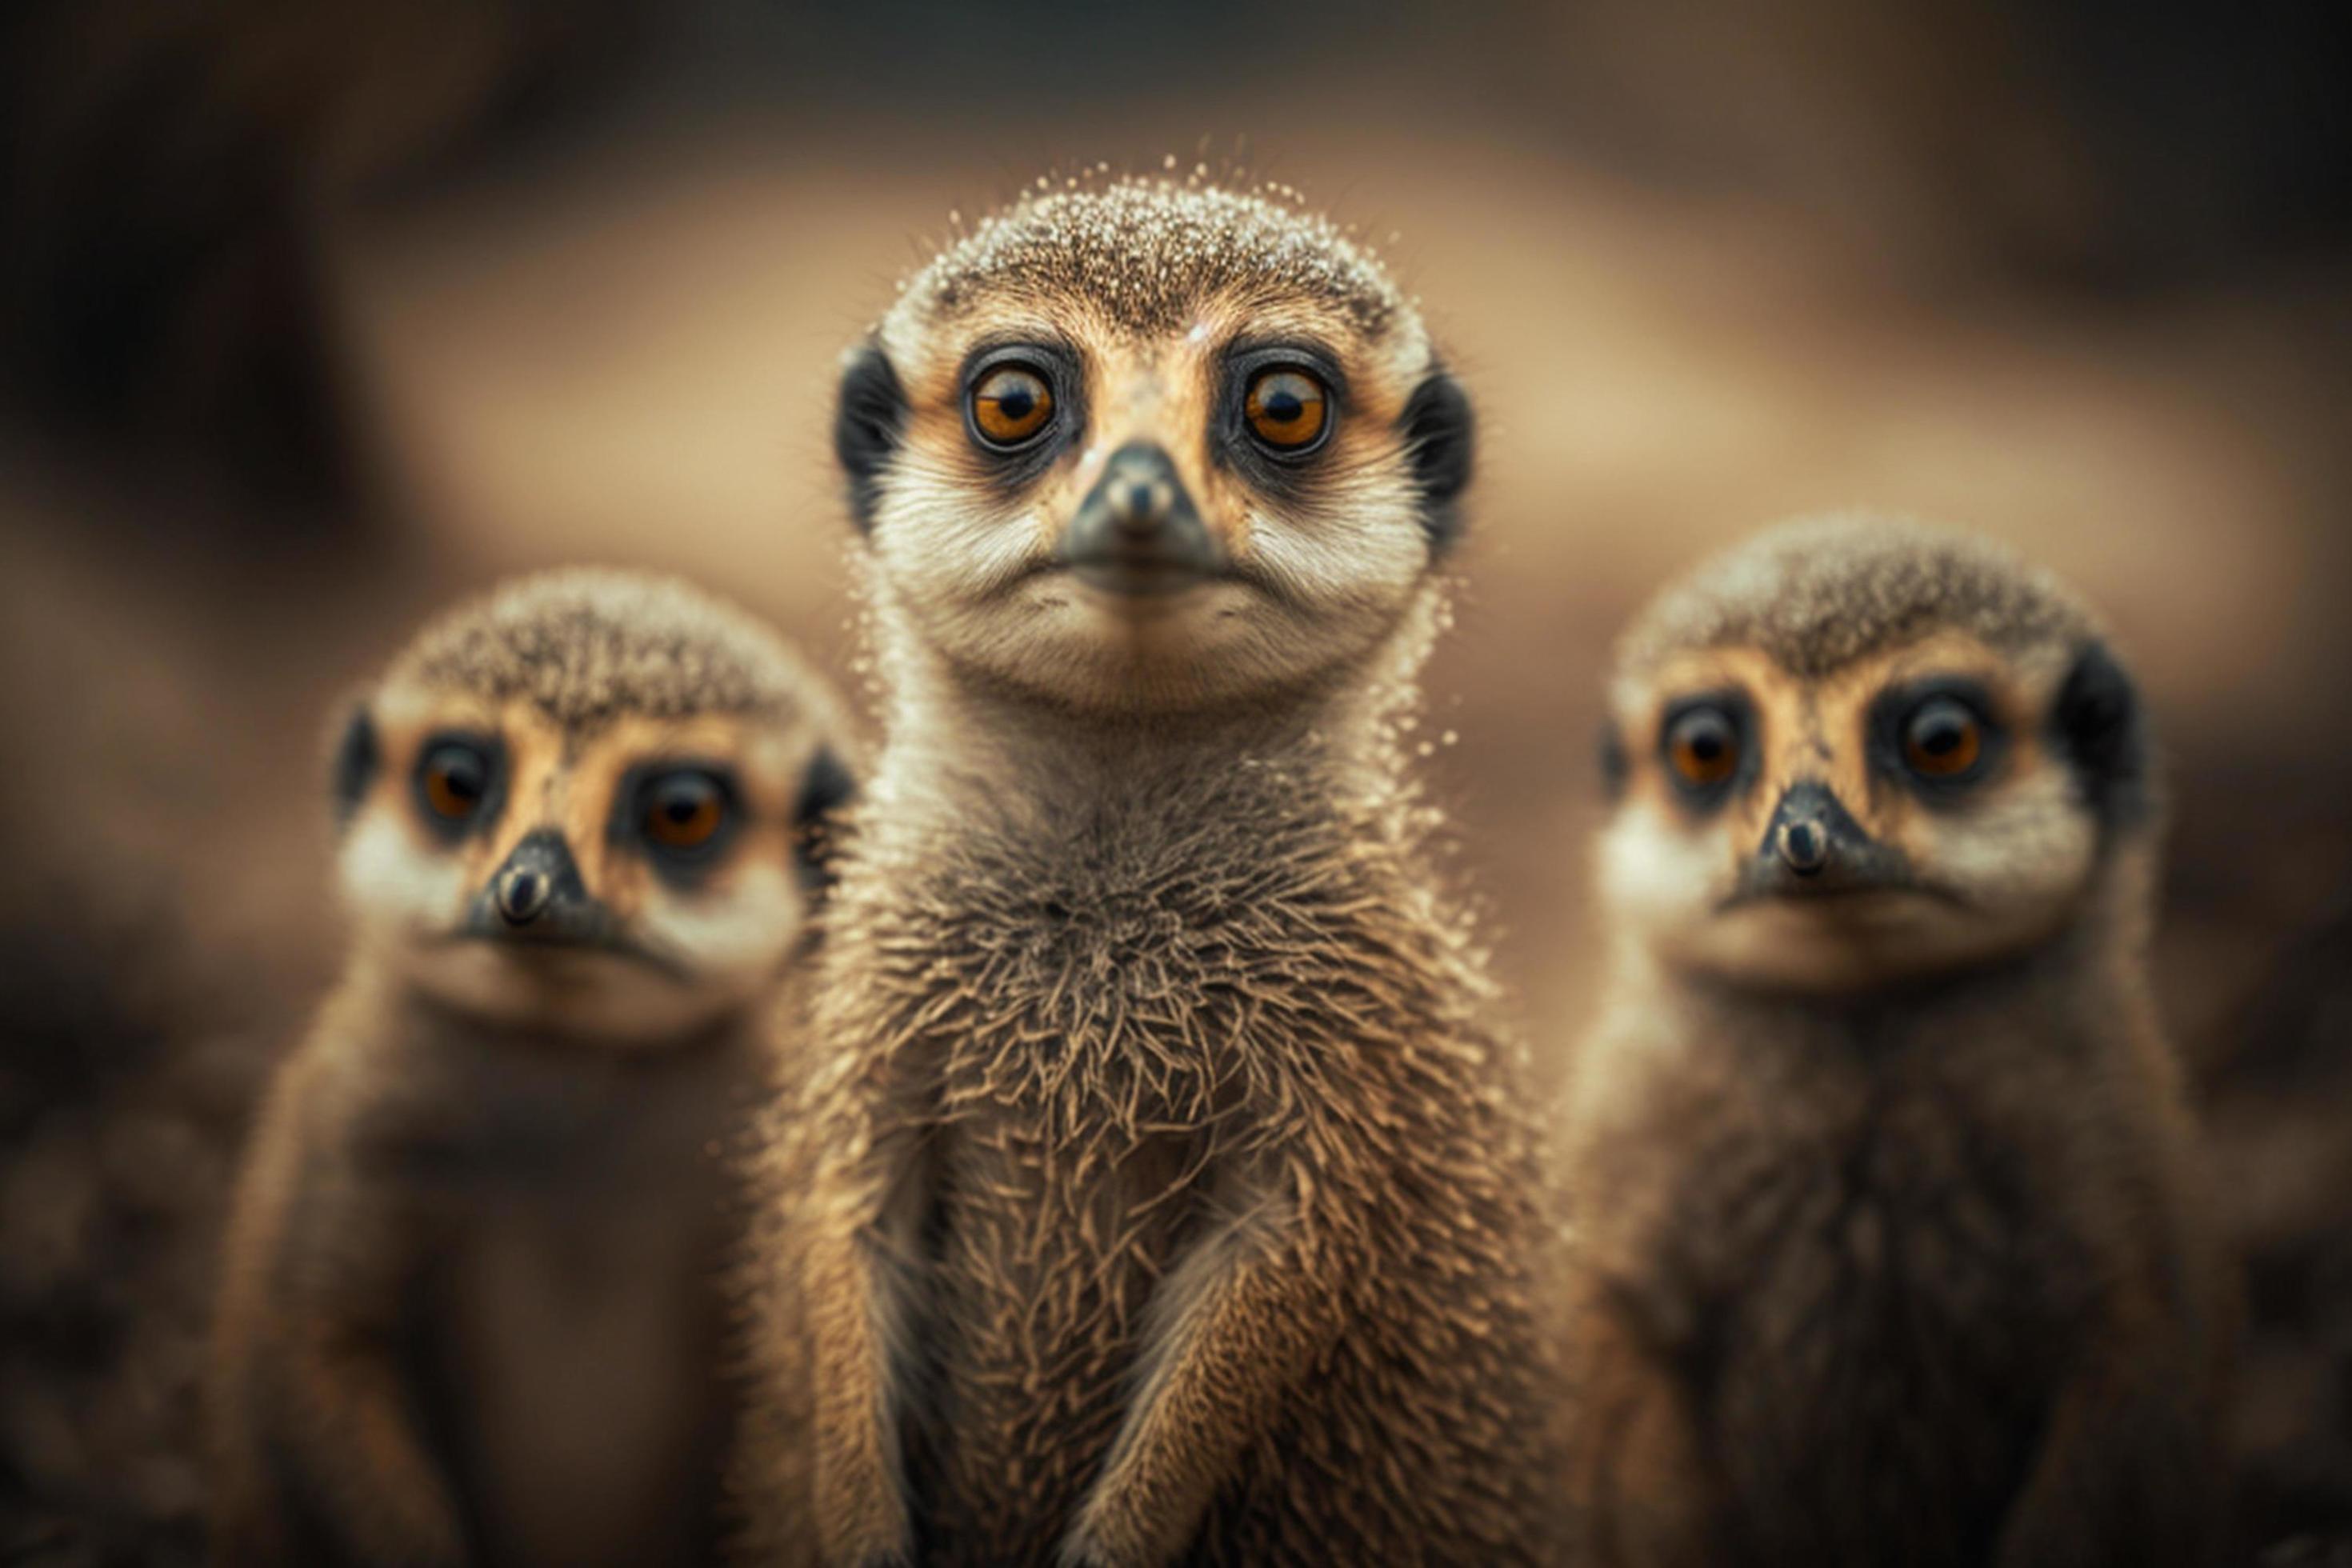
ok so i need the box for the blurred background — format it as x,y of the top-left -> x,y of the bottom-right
1,1 -> 2346,1562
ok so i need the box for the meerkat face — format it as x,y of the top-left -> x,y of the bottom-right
836,180 -> 1474,714
326,571 -> 856,1044
1599,613 -> 2147,995
332,694 -> 852,1042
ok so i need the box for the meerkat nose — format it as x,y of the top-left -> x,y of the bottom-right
497,866 -> 550,925
1778,819 -> 1828,875
1102,448 -> 1178,533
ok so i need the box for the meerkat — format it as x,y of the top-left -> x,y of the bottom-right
732,174 -> 1571,1566
1561,516 -> 2232,1566
208,568 -> 857,1567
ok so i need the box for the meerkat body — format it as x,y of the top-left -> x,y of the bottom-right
734,178 -> 1570,1566
210,570 -> 855,1567
1562,518 -> 2230,1566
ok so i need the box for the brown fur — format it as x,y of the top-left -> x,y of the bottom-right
210,571 -> 853,1566
733,180 -> 1570,1566
1564,518 -> 2232,1566
915,177 -> 1403,335
394,567 -> 830,730
1611,514 -> 2092,690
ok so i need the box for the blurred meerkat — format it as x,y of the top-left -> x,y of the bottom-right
733,175 -> 1571,1566
1562,517 -> 2230,1566
209,569 -> 856,1567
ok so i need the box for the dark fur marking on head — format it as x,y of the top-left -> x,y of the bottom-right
1597,720 -> 1629,801
331,706 -> 378,827
791,744 -> 858,894
836,344 -> 907,533
1399,370 -> 1474,554
2051,640 -> 2147,826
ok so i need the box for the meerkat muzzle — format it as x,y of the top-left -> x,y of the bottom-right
478,829 -> 599,940
1740,782 -> 1911,900
1059,441 -> 1224,597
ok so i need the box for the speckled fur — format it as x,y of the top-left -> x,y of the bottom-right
917,176 -> 1402,337
397,568 -> 829,731
732,178 -> 1570,1566
1564,520 -> 2231,1567
1612,516 -> 2092,691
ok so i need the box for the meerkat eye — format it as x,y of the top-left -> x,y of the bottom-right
1902,696 -> 1986,780
969,364 -> 1055,448
1243,367 -> 1330,452
640,770 -> 732,857
417,740 -> 494,825
1665,704 -> 1742,792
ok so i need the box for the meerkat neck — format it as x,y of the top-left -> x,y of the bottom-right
349,959 -> 750,1061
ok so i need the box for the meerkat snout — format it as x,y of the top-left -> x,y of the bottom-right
486,829 -> 581,929
1062,440 -> 1219,594
1777,815 -> 1826,874
1757,780 -> 1881,885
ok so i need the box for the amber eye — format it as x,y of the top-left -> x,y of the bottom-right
1243,368 -> 1330,451
1666,705 -> 1742,791
969,365 -> 1055,447
1903,697 -> 1985,780
642,770 -> 730,857
418,741 -> 493,825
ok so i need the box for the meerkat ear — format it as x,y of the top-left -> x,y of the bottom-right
790,743 -> 858,893
1399,367 -> 1475,555
330,704 -> 378,827
835,342 -> 907,533
1597,719 -> 1630,801
2054,641 -> 2148,825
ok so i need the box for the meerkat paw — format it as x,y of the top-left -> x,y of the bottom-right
813,1462 -> 912,1568
1058,1479 -> 1182,1568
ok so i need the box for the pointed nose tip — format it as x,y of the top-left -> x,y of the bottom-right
496,866 -> 549,926
1778,818 -> 1829,876
1113,482 -> 1166,534
1102,450 -> 1178,534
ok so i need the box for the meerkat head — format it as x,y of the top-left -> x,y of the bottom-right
1595,517 -> 2153,995
328,569 -> 857,1044
833,174 -> 1474,715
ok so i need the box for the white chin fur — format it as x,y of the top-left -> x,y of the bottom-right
397,945 -> 741,1046
1667,897 -> 2070,994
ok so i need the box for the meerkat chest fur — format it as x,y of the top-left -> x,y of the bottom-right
358,1004 -> 756,1563
1581,958 -> 2169,1559
826,726 -> 1551,1556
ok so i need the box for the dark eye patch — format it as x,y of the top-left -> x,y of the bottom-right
957,340 -> 1086,489
612,760 -> 742,885
1658,689 -> 1757,813
1868,678 -> 2006,803
1214,341 -> 1350,499
411,732 -> 505,839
